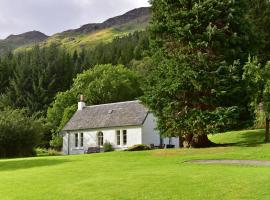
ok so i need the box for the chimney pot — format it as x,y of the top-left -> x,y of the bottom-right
80,94 -> 84,102
78,94 -> 86,110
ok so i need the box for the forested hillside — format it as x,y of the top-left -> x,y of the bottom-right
0,31 -> 48,55
0,31 -> 149,113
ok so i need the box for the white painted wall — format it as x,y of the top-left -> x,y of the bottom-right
142,113 -> 179,148
63,126 -> 142,155
62,113 -> 180,155
141,113 -> 160,146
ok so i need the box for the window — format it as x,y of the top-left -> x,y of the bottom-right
123,130 -> 127,145
97,132 -> 104,146
80,133 -> 84,147
75,133 -> 79,147
116,130 -> 121,145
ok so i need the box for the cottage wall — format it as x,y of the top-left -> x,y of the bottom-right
63,126 -> 142,155
141,113 -> 160,146
142,113 -> 180,148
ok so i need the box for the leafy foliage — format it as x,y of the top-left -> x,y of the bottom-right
142,0 -> 256,146
47,64 -> 143,138
0,108 -> 46,158
103,142 -> 114,152
243,57 -> 270,141
248,0 -> 270,63
49,134 -> 63,151
127,144 -> 151,151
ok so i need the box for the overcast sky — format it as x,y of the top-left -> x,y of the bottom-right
0,0 -> 150,39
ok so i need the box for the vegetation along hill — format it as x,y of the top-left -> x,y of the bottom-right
0,31 -> 48,54
9,7 -> 150,54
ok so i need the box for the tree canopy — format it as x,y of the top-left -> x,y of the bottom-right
243,57 -> 270,141
47,64 -> 143,135
142,0 -> 257,147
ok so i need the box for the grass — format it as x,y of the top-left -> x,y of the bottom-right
1,129 -> 270,200
14,28 -> 130,54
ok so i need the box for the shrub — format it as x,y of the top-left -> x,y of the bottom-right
35,148 -> 62,156
103,141 -> 114,152
48,149 -> 62,156
49,133 -> 63,151
0,108 -> 45,158
127,144 -> 151,151
35,148 -> 48,156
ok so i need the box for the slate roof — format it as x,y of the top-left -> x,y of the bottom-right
62,100 -> 149,131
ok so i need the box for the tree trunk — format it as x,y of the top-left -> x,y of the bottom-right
179,136 -> 184,148
180,133 -> 214,148
265,118 -> 270,142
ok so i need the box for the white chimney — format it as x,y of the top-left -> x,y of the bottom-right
78,94 -> 86,110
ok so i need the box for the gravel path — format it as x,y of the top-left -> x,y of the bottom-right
186,159 -> 270,166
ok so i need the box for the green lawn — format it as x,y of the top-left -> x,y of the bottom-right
1,129 -> 270,200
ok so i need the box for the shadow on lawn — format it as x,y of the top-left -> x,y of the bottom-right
214,130 -> 265,147
0,158 -> 69,171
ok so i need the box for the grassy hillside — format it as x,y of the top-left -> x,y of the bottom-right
16,23 -> 148,54
16,23 -> 147,53
14,28 -> 125,53
14,7 -> 150,54
1,129 -> 270,200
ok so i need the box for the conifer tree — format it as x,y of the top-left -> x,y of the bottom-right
142,0 -> 257,147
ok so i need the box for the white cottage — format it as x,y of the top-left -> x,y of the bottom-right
62,99 -> 179,155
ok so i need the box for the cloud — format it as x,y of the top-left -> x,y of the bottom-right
0,0 -> 150,39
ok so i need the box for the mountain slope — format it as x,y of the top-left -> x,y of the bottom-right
63,7 -> 149,35
13,7 -> 150,53
0,31 -> 48,54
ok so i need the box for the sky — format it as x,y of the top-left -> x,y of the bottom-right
0,0 -> 150,39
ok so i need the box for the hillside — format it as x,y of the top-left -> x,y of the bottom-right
0,31 -> 48,54
10,7 -> 150,54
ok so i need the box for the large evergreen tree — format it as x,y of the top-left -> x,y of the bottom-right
142,0 -> 257,147
248,0 -> 270,63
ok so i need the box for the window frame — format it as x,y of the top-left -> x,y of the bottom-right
75,133 -> 79,148
97,132 -> 104,146
80,133 -> 84,147
116,130 -> 121,146
122,130 -> 127,146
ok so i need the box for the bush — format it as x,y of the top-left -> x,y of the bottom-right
35,148 -> 48,156
47,149 -> 62,156
0,108 -> 45,158
103,142 -> 114,152
49,133 -> 63,151
127,144 -> 151,151
35,148 -> 62,156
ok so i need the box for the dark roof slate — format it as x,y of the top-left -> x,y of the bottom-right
62,100 -> 148,131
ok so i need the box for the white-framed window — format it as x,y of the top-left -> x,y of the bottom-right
116,130 -> 121,145
75,133 -> 79,147
123,130 -> 127,146
97,132 -> 104,146
80,133 -> 84,147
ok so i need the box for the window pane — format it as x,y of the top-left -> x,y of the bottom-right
80,133 -> 84,147
116,130 -> 120,145
98,132 -> 103,146
75,133 -> 78,147
123,130 -> 127,145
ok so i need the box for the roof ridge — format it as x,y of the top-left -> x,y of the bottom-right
85,100 -> 141,108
